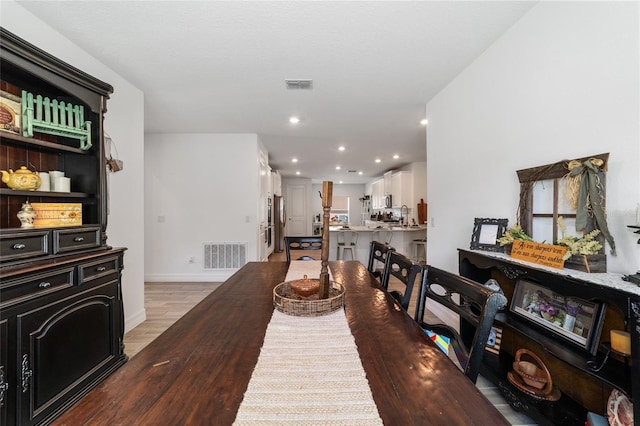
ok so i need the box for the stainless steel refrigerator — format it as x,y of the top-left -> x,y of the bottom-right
274,195 -> 286,252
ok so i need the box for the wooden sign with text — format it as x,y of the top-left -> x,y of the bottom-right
509,241 -> 567,269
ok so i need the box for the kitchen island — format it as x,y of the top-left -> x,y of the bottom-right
328,224 -> 427,263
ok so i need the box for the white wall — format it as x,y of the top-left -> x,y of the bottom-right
144,133 -> 262,281
426,2 -> 639,277
409,161 -> 427,212
312,183 -> 367,226
2,1 -> 147,332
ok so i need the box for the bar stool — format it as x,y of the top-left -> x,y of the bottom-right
412,238 -> 427,264
372,229 -> 392,245
337,231 -> 358,260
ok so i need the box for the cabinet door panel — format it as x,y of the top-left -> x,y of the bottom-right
0,319 -> 7,426
17,280 -> 119,425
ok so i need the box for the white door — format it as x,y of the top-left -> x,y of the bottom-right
286,184 -> 307,236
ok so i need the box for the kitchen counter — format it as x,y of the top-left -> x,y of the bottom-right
328,225 -> 427,263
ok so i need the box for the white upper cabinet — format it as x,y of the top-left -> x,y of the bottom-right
272,170 -> 282,196
383,171 -> 393,195
371,178 -> 385,209
391,171 -> 413,208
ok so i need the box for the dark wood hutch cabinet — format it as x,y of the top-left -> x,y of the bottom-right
0,28 -> 127,425
459,248 -> 639,425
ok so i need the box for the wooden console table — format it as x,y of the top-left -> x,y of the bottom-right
458,249 -> 639,425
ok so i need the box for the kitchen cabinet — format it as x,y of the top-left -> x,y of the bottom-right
371,179 -> 384,209
391,171 -> 412,208
272,170 -> 282,196
383,171 -> 393,195
0,28 -> 126,425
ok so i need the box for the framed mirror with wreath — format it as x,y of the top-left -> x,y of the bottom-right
516,153 -> 614,261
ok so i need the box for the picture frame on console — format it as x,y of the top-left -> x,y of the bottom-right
470,217 -> 508,252
510,279 -> 605,355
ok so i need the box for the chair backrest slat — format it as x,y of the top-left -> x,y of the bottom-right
284,236 -> 323,262
415,265 -> 507,383
381,250 -> 421,311
367,241 -> 395,282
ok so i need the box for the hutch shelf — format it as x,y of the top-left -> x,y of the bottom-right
0,28 -> 127,425
459,248 -> 639,425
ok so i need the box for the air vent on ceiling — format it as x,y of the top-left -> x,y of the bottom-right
346,170 -> 358,173
285,79 -> 313,90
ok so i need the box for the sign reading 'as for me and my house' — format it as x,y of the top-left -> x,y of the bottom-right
510,241 -> 568,269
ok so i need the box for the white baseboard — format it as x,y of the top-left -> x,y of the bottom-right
124,308 -> 146,333
144,271 -> 235,282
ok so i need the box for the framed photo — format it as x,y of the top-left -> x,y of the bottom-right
510,279 -> 605,355
470,218 -> 508,252
0,90 -> 22,135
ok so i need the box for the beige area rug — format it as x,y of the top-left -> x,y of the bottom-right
233,262 -> 383,425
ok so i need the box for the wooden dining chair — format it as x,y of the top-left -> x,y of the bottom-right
414,265 -> 507,384
284,236 -> 323,262
380,250 -> 421,311
367,240 -> 395,281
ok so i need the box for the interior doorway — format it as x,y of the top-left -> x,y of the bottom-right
286,183 -> 307,236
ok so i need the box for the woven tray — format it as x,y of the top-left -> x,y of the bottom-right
273,280 -> 345,317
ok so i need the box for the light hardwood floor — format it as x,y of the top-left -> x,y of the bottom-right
124,252 -> 536,425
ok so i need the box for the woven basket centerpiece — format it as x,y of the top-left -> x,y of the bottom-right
273,275 -> 345,317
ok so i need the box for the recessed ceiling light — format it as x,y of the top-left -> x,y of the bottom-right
339,181 -> 343,184
292,157 -> 298,163
338,146 -> 345,151
393,154 -> 399,159
289,116 -> 300,124
336,166 -> 341,170
420,119 -> 428,125
296,171 -> 301,175
358,171 -> 363,175
375,158 -> 381,163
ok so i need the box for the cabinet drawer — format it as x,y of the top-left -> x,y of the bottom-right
0,267 -> 74,308
79,256 -> 120,284
0,230 -> 49,262
53,227 -> 101,254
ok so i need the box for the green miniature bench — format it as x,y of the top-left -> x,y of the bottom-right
22,90 -> 92,150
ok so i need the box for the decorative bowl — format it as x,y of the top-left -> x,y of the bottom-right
290,274 -> 320,297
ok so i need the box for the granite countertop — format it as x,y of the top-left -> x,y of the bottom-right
465,249 -> 640,297
329,225 -> 427,232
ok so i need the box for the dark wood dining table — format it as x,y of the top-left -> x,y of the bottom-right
53,261 -> 509,425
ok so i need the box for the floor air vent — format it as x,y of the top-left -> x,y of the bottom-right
203,242 -> 247,269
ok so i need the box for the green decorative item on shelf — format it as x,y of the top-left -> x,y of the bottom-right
556,217 -> 606,273
497,225 -> 534,247
21,90 -> 92,150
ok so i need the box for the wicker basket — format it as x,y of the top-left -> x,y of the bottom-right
273,280 -> 345,317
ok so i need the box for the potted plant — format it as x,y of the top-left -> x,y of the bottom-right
496,225 -> 534,255
556,217 -> 605,273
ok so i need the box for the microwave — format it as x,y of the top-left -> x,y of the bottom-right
384,194 -> 392,208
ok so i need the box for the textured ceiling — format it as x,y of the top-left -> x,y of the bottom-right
17,1 -> 536,183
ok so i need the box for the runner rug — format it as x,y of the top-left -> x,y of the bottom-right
233,261 -> 383,425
